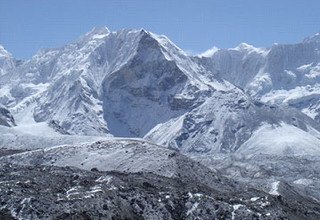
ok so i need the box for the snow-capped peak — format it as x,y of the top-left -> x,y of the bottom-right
232,43 -> 269,55
198,47 -> 219,58
0,45 -> 15,77
0,45 -> 12,58
303,32 -> 320,43
86,26 -> 110,36
233,43 -> 256,51
80,26 -> 110,42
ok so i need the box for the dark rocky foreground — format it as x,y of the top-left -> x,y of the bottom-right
0,164 -> 319,220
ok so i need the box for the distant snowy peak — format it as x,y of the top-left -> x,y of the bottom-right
303,32 -> 320,44
80,26 -> 110,42
0,45 -> 12,58
87,26 -> 110,36
198,43 -> 269,59
198,47 -> 219,58
0,45 -> 15,77
232,43 -> 269,55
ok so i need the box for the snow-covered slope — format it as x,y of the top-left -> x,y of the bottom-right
0,124 -> 109,150
238,122 -> 320,156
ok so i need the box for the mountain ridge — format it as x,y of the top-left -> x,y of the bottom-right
1,28 -> 320,156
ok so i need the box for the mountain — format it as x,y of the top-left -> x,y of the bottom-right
197,32 -> 320,123
1,28 -> 320,156
145,90 -> 320,155
0,28 -> 215,136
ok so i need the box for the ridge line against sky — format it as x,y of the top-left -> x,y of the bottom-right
0,0 -> 320,59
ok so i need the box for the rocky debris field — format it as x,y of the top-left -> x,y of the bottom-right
0,164 -> 319,220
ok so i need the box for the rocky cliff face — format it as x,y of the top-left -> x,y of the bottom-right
0,104 -> 15,127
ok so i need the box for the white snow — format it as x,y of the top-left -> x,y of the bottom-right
0,85 -> 12,97
198,47 -> 219,58
260,84 -> 320,107
0,45 -> 13,58
95,176 -> 113,184
269,181 -> 280,196
293,178 -> 313,186
91,34 -> 108,40
232,43 -> 269,56
0,125 -> 109,150
14,122 -> 59,136
231,204 -> 244,220
250,197 -> 260,202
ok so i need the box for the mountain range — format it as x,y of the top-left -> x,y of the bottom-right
1,27 -> 320,219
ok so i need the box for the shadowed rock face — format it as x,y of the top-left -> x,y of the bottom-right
101,32 -> 206,137
1,164 -> 319,220
0,105 -> 15,127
